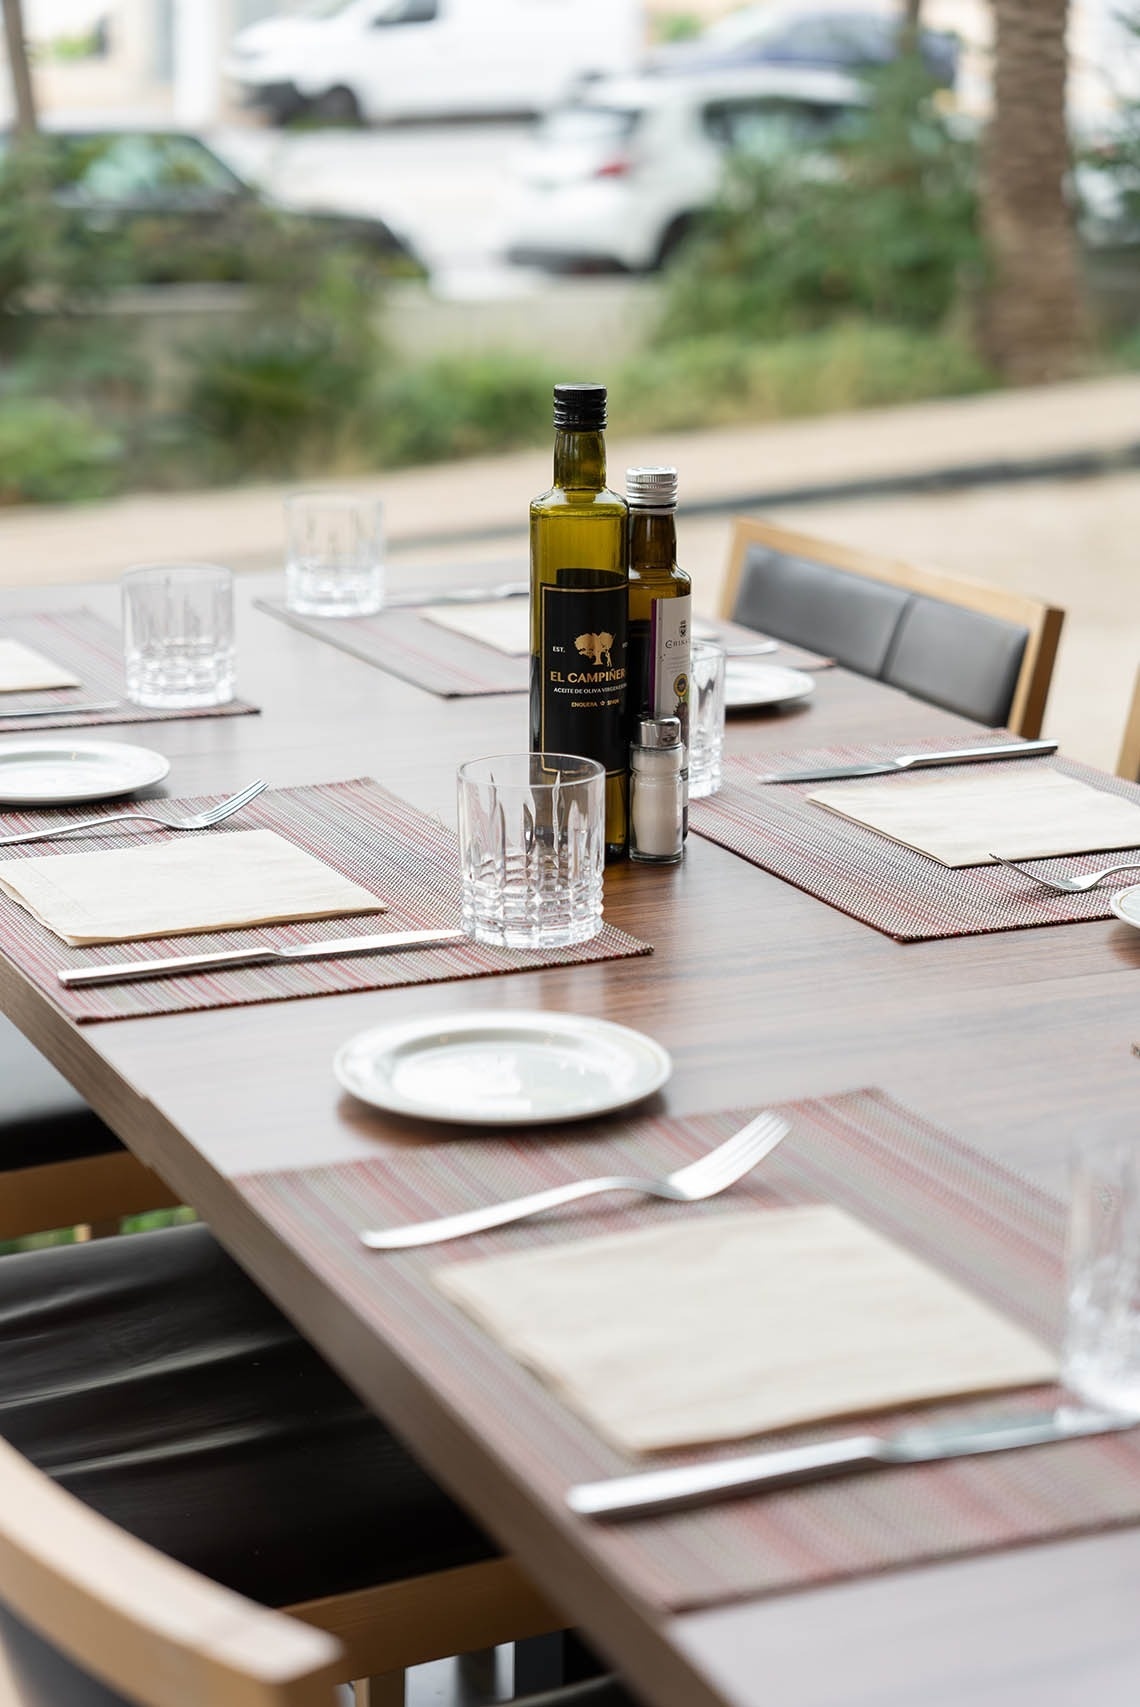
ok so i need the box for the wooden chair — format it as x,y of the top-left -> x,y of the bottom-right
0,1221 -> 561,1704
0,1434 -> 345,1707
721,518 -> 1064,737
1117,667 -> 1140,783
0,1018 -> 180,1243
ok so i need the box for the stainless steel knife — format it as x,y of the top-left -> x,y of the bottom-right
0,701 -> 120,720
384,581 -> 528,609
58,928 -> 466,988
567,1404 -> 1138,1522
765,738 -> 1058,785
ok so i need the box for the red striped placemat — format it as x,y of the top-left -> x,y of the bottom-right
0,610 -> 257,731
235,1087 -> 1140,1614
689,737 -> 1140,941
255,597 -> 528,698
0,777 -> 649,1022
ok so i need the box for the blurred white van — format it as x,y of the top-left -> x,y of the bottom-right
226,0 -> 646,125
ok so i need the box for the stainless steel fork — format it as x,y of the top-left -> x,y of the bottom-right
0,780 -> 268,848
989,852 -> 1140,895
359,1111 -> 790,1250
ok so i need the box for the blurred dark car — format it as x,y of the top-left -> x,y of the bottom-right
649,7 -> 960,90
0,129 -> 424,282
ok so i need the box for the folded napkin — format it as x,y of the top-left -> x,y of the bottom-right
809,767 -> 1140,868
421,599 -> 529,656
0,640 -> 81,693
0,828 -> 385,946
437,1205 -> 1057,1453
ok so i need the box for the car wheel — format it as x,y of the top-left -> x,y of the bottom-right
654,213 -> 697,270
314,85 -> 363,126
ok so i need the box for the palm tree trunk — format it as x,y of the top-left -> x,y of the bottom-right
980,0 -> 1084,383
900,0 -> 923,54
2,0 -> 38,135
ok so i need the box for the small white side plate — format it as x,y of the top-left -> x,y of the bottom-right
0,740 -> 171,805
1110,885 -> 1140,929
334,1010 -> 672,1126
725,663 -> 815,711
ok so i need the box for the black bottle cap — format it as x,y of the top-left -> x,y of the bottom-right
554,382 -> 607,430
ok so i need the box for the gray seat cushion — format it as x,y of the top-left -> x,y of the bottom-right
882,595 -> 1028,726
731,545 -> 909,676
0,1016 -> 122,1173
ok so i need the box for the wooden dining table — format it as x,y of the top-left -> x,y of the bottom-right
2,569 -> 1139,1707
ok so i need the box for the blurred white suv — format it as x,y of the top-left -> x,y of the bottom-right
500,68 -> 863,273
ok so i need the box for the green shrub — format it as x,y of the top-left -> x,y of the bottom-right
0,399 -> 122,504
371,352 -> 557,464
182,249 -> 386,477
614,322 -> 992,432
659,58 -> 981,345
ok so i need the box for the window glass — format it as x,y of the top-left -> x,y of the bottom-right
373,0 -> 439,23
702,98 -> 849,154
65,135 -> 241,202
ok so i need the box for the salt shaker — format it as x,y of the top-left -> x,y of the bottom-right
630,716 -> 685,865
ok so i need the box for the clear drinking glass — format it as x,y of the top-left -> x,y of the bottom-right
457,753 -> 605,949
285,491 -> 384,617
122,564 -> 234,710
1063,1135 -> 1140,1415
689,641 -> 727,800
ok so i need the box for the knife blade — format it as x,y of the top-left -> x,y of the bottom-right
765,738 -> 1058,785
58,928 -> 466,988
0,701 -> 120,720
567,1404 -> 1138,1522
384,581 -> 528,609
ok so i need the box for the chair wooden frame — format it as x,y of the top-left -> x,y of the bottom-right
1117,667 -> 1140,783
0,1437 -> 343,1707
0,1438 -> 563,1707
720,517 -> 1065,739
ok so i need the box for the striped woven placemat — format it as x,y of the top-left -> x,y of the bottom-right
689,737 -> 1140,941
235,1087 -> 1140,1614
0,610 -> 257,731
0,777 -> 649,1023
256,597 -> 528,698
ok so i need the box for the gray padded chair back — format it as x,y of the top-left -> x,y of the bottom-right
881,595 -> 1028,726
732,541 -> 1031,728
731,544 -> 910,676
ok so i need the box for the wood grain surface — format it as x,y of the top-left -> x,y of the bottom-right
1,573 -> 1137,1707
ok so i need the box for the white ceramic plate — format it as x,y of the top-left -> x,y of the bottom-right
725,662 -> 815,711
334,1009 -> 673,1126
1110,885 -> 1140,929
0,740 -> 171,805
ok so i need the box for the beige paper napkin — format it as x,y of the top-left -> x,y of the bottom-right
0,640 -> 81,693
0,828 -> 385,946
808,767 -> 1140,868
437,1205 -> 1057,1453
421,600 -> 529,656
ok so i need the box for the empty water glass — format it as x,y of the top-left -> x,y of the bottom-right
1063,1135 -> 1140,1416
285,492 -> 384,617
457,753 -> 605,949
689,641 -> 727,799
122,564 -> 234,710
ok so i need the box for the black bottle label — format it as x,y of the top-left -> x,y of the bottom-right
537,582 -> 628,775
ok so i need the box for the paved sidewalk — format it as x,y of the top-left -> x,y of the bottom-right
0,374 -> 1137,586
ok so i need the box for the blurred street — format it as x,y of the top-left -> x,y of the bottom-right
213,118 -> 535,293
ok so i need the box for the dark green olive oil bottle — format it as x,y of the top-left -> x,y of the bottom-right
529,383 -> 629,861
